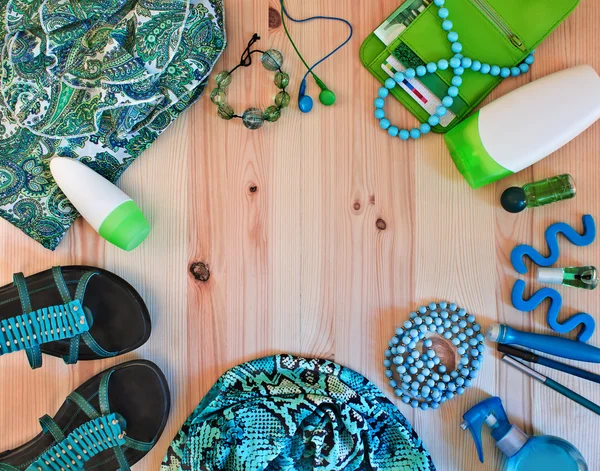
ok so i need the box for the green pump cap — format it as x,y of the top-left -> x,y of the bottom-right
98,200 -> 150,251
444,111 -> 513,189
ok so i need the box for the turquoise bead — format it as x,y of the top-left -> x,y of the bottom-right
447,86 -> 459,97
415,360 -> 424,369
458,309 -> 467,317
388,126 -> 399,137
465,328 -> 474,336
397,345 -> 406,354
416,65 -> 427,76
410,400 -> 419,409
385,78 -> 396,89
424,339 -> 433,348
447,31 -> 459,42
451,42 -> 463,53
414,317 -> 423,325
409,366 -> 418,375
440,311 -> 449,319
401,395 -> 410,403
438,7 -> 449,18
431,402 -> 440,410
438,59 -> 449,70
443,320 -> 451,329
490,65 -> 500,76
525,54 -> 535,65
434,0 -> 444,5
511,67 -> 521,76
379,118 -> 390,130
450,313 -> 459,322
449,57 -> 461,68
500,67 -> 511,78
426,62 -> 437,73
451,338 -> 460,346
454,67 -> 464,76
389,379 -> 397,387
384,359 -> 392,367
378,87 -> 389,98
458,333 -> 466,341
410,128 -> 421,139
420,123 -> 431,134
480,63 -> 491,74
410,329 -> 419,338
434,318 -> 442,326
428,115 -> 440,126
385,349 -> 392,357
393,356 -> 402,365
397,365 -> 406,374
394,72 -> 405,83
451,76 -> 462,86
458,320 -> 467,328
449,303 -> 457,310
385,370 -> 393,378
461,57 -> 472,68
420,403 -> 429,411
405,68 -> 416,79
418,306 -> 427,314
374,109 -> 385,119
473,323 -> 481,332
439,301 -> 448,309
443,331 -> 452,340
519,63 -> 529,73
442,20 -> 453,31
399,129 -> 410,140
421,385 -> 431,396
374,98 -> 385,108
395,327 -> 404,336
436,106 -> 447,117
456,377 -> 465,386
404,320 -> 413,328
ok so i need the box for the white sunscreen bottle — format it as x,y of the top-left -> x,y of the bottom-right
50,158 -> 150,251
445,65 -> 600,189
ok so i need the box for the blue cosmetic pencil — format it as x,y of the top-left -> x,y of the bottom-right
487,324 -> 600,363
498,344 -> 600,385
502,355 -> 600,416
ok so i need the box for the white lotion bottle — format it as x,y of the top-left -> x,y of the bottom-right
445,65 -> 600,188
50,158 -> 150,251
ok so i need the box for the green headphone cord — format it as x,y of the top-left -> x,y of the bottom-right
280,0 -> 319,83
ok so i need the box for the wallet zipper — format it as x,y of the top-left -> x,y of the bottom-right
472,0 -> 527,52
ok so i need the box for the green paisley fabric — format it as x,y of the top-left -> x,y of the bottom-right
161,355 -> 436,471
0,0 -> 226,249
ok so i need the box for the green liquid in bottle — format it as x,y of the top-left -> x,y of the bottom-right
501,174 -> 576,213
523,174 -> 576,208
562,266 -> 598,290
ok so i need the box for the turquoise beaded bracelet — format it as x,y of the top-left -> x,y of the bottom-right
374,0 -> 535,141
210,34 -> 290,130
384,302 -> 484,410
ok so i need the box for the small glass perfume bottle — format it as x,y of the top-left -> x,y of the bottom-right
537,266 -> 598,290
501,174 -> 576,213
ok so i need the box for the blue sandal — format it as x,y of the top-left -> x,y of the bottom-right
0,360 -> 170,471
0,266 -> 151,369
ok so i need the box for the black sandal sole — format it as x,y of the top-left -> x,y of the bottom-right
0,360 -> 171,470
0,266 -> 151,360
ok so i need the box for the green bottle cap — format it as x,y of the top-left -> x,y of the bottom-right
444,111 -> 513,189
98,200 -> 150,251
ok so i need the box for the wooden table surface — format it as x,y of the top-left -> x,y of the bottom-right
1,1 -> 599,470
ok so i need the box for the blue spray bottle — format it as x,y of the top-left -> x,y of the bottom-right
462,397 -> 588,471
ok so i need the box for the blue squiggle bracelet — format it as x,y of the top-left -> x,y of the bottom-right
511,214 -> 596,274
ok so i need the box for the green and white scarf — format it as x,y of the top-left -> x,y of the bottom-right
0,0 -> 226,249
162,355 -> 436,471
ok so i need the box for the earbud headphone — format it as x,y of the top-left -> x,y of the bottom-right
280,0 -> 353,113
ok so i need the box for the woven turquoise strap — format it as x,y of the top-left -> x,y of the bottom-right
0,301 -> 90,369
28,414 -> 127,471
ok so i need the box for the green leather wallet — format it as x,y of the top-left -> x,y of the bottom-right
360,0 -> 581,133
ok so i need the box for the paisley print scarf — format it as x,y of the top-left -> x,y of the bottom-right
161,355 -> 436,471
0,0 -> 226,249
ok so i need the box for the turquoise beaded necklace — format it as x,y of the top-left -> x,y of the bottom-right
384,302 -> 485,410
374,0 -> 535,141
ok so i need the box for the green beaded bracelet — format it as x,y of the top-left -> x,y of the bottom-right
210,34 -> 289,130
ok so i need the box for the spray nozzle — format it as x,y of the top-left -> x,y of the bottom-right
461,396 -> 512,463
